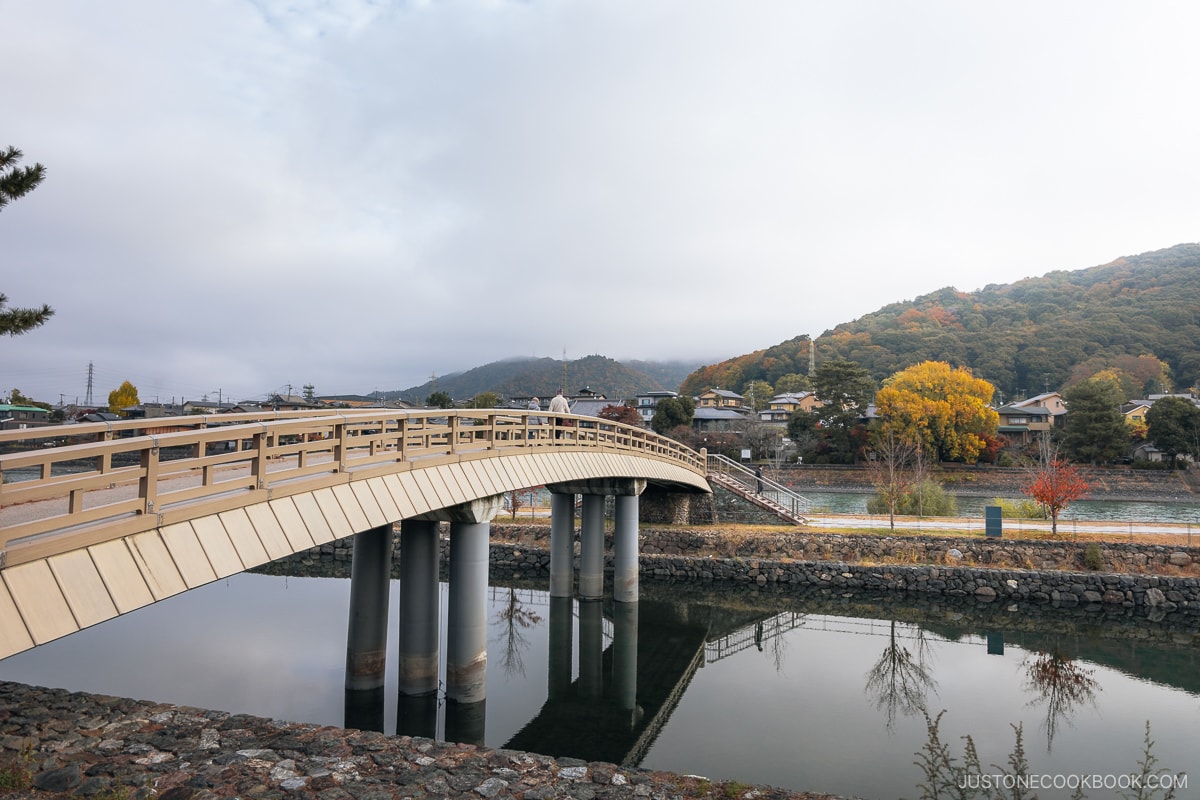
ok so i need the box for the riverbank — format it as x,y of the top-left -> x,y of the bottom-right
0,681 -> 842,800
6,515 -> 1200,800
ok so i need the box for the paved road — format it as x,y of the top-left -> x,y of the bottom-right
804,513 -> 1200,538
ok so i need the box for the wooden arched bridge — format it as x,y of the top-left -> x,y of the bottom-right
0,408 -> 709,668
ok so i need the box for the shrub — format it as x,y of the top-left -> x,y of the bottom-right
868,480 -> 958,517
990,497 -> 1047,519
1083,542 -> 1105,571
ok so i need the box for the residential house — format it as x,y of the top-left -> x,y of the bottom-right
1121,399 -> 1154,428
760,391 -> 820,423
0,404 -> 51,430
263,394 -> 324,411
1012,392 -> 1068,427
692,407 -> 746,432
995,404 -> 1053,446
124,402 -> 187,419
696,388 -> 744,409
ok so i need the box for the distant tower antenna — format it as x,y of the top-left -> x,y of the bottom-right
561,348 -> 568,391
808,338 -> 816,376
85,361 -> 94,406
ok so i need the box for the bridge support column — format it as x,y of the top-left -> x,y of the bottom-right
345,524 -> 393,692
398,519 -> 440,697
578,597 -> 604,700
579,494 -> 605,600
549,492 -> 575,598
547,595 -> 574,700
446,520 -> 490,704
613,494 -> 639,603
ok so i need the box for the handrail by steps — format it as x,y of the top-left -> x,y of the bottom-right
706,453 -> 810,523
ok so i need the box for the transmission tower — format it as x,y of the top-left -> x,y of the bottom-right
85,361 -> 94,406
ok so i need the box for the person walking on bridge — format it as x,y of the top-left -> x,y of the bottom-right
549,389 -> 570,439
527,396 -> 541,438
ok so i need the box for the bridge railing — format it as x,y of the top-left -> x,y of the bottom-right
706,453 -> 810,518
0,408 -> 704,567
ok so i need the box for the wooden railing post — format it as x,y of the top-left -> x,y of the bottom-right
332,417 -> 346,473
251,428 -> 270,489
139,439 -> 160,515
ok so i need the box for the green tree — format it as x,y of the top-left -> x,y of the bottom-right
742,380 -> 774,412
6,388 -> 48,409
774,373 -> 811,394
426,390 -> 454,409
650,396 -> 694,434
811,359 -> 876,462
1145,395 -> 1200,466
1,146 -> 54,337
1058,375 -> 1129,464
465,391 -> 501,409
107,381 -> 140,416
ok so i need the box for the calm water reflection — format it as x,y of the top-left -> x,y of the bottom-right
1,570 -> 1197,799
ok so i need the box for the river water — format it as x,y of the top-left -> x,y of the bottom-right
798,490 -> 1200,525
0,567 -> 1195,799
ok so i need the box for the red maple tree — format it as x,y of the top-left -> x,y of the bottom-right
1023,456 -> 1090,536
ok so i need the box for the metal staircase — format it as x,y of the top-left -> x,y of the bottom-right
706,453 -> 810,525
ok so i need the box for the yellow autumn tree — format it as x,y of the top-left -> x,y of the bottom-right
874,361 -> 999,464
107,380 -> 140,416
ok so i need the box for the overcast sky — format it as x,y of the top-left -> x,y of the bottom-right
4,1 -> 1198,406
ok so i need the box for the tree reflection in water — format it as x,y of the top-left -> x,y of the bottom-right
864,620 -> 938,731
1022,646 -> 1100,751
492,588 -> 544,678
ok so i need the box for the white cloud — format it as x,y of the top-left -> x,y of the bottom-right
3,0 -> 1198,403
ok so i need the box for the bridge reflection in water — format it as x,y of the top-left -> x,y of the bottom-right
342,570 -> 808,767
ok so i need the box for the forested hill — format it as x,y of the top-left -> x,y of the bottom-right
681,242 -> 1200,398
388,355 -> 705,403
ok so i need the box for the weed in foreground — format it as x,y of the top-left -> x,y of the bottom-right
0,741 -> 34,791
909,712 -> 1184,800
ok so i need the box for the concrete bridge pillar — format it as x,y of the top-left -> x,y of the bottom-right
417,494 -> 503,709
613,494 -> 639,603
579,494 -> 605,600
345,524 -> 394,692
549,478 -> 646,603
397,519 -> 440,697
446,519 -> 489,704
549,492 -> 575,598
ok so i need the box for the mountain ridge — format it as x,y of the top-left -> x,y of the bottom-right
680,242 -> 1200,399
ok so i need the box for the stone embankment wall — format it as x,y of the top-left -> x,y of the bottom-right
277,525 -> 1200,617
486,524 -> 1200,616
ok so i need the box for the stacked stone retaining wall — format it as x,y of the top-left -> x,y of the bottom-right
269,525 -> 1200,617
